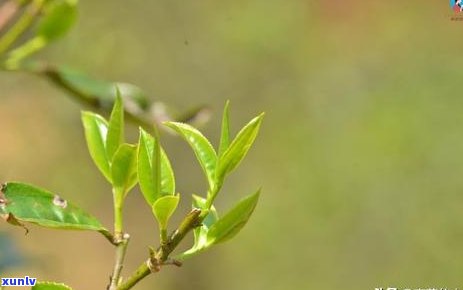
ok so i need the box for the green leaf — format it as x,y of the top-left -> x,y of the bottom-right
0,182 -> 107,234
164,122 -> 217,189
207,189 -> 260,245
106,91 -> 124,160
218,100 -> 231,158
81,112 -> 111,182
191,195 -> 218,249
42,66 -> 150,112
32,281 -> 73,290
216,113 -> 264,182
111,144 -> 138,197
192,194 -> 218,228
37,0 -> 78,41
152,195 -> 179,230
138,128 -> 175,205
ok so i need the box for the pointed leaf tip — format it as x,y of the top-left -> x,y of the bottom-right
164,122 -> 217,189
138,128 -> 175,206
106,91 -> 124,160
216,113 -> 264,182
207,189 -> 260,245
218,100 -> 231,158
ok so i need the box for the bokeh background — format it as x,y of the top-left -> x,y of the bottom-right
2,1 -> 463,289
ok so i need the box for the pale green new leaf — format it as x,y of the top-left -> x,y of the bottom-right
218,100 -> 231,158
106,91 -> 124,160
164,122 -> 217,189
152,195 -> 180,230
81,112 -> 111,182
177,195 -> 219,260
111,144 -> 138,197
138,128 -> 175,205
32,281 -> 73,290
216,113 -> 264,182
207,190 -> 260,245
0,182 -> 108,235
192,194 -> 219,227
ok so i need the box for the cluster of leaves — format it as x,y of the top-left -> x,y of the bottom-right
0,96 -> 263,289
81,96 -> 264,258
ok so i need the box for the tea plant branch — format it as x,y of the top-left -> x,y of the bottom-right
40,64 -> 156,129
109,233 -> 130,290
0,0 -> 43,55
117,208 -> 202,290
0,98 -> 263,290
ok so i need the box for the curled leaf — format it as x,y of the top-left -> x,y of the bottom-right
138,128 -> 175,205
81,111 -> 111,182
178,195 -> 219,260
111,144 -> 138,198
152,195 -> 180,230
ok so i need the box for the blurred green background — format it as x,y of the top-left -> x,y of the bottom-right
2,1 -> 463,289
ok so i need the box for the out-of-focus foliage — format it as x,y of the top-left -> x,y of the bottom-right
1,1 -> 463,290
0,0 -> 210,128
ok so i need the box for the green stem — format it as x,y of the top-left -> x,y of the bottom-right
0,0 -> 44,55
113,189 -> 124,236
108,234 -> 130,290
116,262 -> 151,290
160,228 -> 168,245
117,209 -> 202,290
205,183 -> 222,210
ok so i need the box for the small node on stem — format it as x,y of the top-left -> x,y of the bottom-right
146,258 -> 161,273
163,259 -> 183,267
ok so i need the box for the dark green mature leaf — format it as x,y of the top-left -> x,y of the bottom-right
0,182 -> 107,233
37,0 -> 78,41
138,128 -> 175,205
152,195 -> 179,230
164,122 -> 217,189
81,112 -> 111,182
216,113 -> 264,182
106,92 -> 124,160
111,144 -> 138,197
207,190 -> 260,245
218,100 -> 231,158
32,281 -> 73,290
